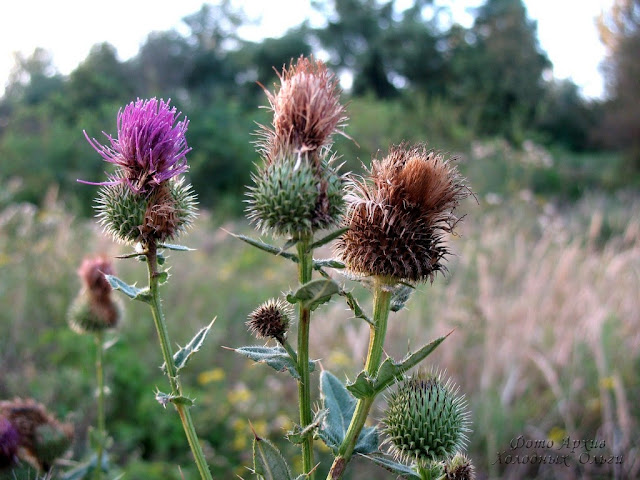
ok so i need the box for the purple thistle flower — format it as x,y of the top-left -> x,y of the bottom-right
82,98 -> 190,193
0,416 -> 19,468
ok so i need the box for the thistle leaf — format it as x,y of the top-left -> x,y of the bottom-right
360,453 -> 421,479
158,243 -> 194,251
163,318 -> 216,373
286,279 -> 340,311
347,332 -> 451,399
286,410 -> 327,444
252,434 -> 293,480
232,345 -> 316,379
226,231 -> 299,262
317,371 -> 378,454
313,258 -> 346,270
105,274 -> 151,303
310,227 -> 349,249
154,389 -> 194,408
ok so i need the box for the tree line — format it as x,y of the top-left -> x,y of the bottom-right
0,0 -> 637,215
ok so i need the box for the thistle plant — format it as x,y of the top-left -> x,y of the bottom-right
0,398 -> 73,476
66,255 -> 123,479
230,55 -> 475,480
81,98 -> 214,480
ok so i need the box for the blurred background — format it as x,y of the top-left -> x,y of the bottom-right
0,0 -> 638,478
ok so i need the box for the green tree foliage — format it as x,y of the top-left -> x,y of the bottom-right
446,0 -> 550,140
0,0 -> 623,216
597,0 -> 640,170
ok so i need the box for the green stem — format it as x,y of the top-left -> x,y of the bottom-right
146,243 -> 213,480
326,278 -> 393,480
94,332 -> 105,480
296,236 -> 315,479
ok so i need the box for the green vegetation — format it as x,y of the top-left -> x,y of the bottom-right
1,0 -> 638,478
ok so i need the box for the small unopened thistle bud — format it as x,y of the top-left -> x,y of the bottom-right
96,176 -> 197,245
444,453 -> 476,480
261,56 -> 347,156
68,255 -> 123,334
246,298 -> 292,342
382,371 -> 470,466
336,144 -> 471,283
0,398 -> 73,472
246,153 -> 344,237
0,416 -> 19,469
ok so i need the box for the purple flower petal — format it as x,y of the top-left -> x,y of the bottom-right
82,98 -> 191,193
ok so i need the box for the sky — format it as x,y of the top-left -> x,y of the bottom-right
0,0 -> 614,99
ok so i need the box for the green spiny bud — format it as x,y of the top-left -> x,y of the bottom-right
96,177 -> 197,245
246,153 -> 344,237
33,423 -> 73,470
382,370 -> 470,466
247,298 -> 292,342
444,452 -> 476,480
67,291 -> 124,334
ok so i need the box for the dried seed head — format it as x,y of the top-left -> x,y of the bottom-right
0,416 -> 19,469
336,144 -> 471,283
246,298 -> 292,342
382,370 -> 470,466
96,176 -> 197,245
260,56 -> 347,157
444,453 -> 476,480
246,152 -> 345,237
0,398 -> 73,472
83,98 -> 190,194
70,255 -> 122,333
67,290 -> 124,334
77,256 -> 114,300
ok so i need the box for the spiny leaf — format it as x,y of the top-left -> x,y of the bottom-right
360,453 -> 421,479
317,371 -> 378,454
347,332 -> 451,399
252,434 -> 293,480
156,270 -> 170,284
313,258 -> 346,270
286,279 -> 340,311
154,389 -> 194,408
158,243 -> 194,251
163,318 -> 216,373
231,345 -> 316,380
310,227 -> 349,249
226,231 -> 299,262
286,410 -> 327,445
105,274 -> 151,303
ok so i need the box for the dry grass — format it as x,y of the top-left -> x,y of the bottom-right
318,193 -> 640,479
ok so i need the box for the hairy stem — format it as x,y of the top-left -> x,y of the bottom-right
297,236 -> 315,479
94,332 -> 105,480
146,243 -> 213,480
326,278 -> 393,480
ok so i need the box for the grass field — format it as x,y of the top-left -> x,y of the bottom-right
1,174 -> 638,478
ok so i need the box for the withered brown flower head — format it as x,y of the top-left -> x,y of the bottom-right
78,256 -> 114,301
260,56 -> 347,158
70,255 -> 122,333
246,298 -> 292,342
336,144 -> 471,283
0,398 -> 73,472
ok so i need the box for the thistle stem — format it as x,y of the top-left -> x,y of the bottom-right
296,236 -> 315,479
146,243 -> 213,480
326,278 -> 393,480
94,332 -> 105,480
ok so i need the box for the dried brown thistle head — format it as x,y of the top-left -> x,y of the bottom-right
246,298 -> 292,343
78,256 -> 114,301
0,398 -> 73,472
336,144 -> 471,283
70,255 -> 122,333
259,56 -> 347,159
